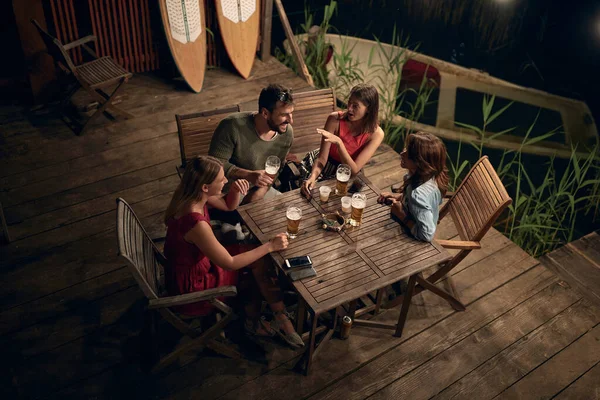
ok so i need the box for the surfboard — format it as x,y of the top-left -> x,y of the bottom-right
159,0 -> 206,92
215,0 -> 261,79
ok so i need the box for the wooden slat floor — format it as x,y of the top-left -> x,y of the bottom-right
1,58 -> 600,399
540,231 -> 600,308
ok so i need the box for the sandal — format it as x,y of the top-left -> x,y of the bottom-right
244,316 -> 276,337
270,310 -> 305,349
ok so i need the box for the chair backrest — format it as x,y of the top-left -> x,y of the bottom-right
175,105 -> 241,167
116,198 -> 166,300
290,88 -> 337,155
441,156 -> 512,241
31,19 -> 77,73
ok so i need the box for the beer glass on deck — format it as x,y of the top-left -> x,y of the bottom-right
286,206 -> 302,239
336,164 -> 351,195
349,193 -> 367,226
265,156 -> 281,179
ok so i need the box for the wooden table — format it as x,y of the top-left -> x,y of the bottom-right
238,175 -> 451,374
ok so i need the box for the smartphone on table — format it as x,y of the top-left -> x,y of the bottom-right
284,255 -> 312,269
284,255 -> 316,281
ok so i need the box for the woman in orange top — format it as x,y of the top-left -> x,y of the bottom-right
301,83 -> 385,197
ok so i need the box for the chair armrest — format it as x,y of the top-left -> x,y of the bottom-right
444,191 -> 455,198
436,239 -> 481,250
64,36 -> 98,59
148,286 -> 237,309
64,35 -> 97,50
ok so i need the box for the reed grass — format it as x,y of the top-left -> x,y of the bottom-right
277,3 -> 600,257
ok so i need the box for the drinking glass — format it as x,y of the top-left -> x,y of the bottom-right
265,156 -> 281,179
349,193 -> 367,226
286,206 -> 302,238
335,164 -> 351,195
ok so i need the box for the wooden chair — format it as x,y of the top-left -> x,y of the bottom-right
175,105 -> 241,176
289,88 -> 337,156
115,198 -> 240,372
384,156 -> 512,335
31,19 -> 134,135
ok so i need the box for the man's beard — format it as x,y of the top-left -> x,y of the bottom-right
267,117 -> 288,134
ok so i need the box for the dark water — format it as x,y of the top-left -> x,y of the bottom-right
274,0 -> 600,240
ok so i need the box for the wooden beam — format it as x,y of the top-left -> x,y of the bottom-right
273,0 -> 314,87
261,0 -> 273,61
12,0 -> 57,103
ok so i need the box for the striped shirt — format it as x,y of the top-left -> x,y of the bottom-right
403,175 -> 442,242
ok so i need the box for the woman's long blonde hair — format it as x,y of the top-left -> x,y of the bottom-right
164,156 -> 222,224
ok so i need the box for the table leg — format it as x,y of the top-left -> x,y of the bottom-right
348,299 -> 358,320
374,289 -> 384,315
296,297 -> 306,334
304,311 -> 319,375
394,274 -> 417,337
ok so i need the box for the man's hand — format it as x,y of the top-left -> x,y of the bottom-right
231,179 -> 250,195
250,170 -> 274,188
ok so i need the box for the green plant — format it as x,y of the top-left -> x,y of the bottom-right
274,1 -> 338,89
450,101 -> 600,257
455,94 -> 516,159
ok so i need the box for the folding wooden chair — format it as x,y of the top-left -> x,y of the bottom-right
384,156 -> 512,335
31,19 -> 134,135
175,105 -> 241,177
115,198 -> 240,372
289,88 -> 337,156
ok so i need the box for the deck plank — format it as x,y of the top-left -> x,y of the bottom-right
381,294 -> 597,400
433,297 -> 599,400
495,322 -> 600,399
553,361 -> 600,400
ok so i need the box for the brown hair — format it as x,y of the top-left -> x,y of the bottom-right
404,131 -> 449,196
347,83 -> 379,134
258,83 -> 294,113
164,156 -> 222,224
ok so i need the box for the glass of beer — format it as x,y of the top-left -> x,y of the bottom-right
336,164 -> 351,195
286,206 -> 302,239
265,156 -> 281,179
349,193 -> 367,226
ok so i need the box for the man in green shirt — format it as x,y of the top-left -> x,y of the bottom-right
209,84 -> 295,203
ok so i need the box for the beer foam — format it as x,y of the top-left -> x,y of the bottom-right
286,210 -> 302,220
351,198 -> 366,208
266,166 -> 279,175
336,171 -> 351,182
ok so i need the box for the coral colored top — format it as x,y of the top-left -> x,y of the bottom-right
328,111 -> 371,163
164,206 -> 238,316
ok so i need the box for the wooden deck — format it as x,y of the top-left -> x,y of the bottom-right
540,231 -> 600,309
1,58 -> 600,399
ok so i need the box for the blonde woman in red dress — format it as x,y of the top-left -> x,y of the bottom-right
164,156 -> 303,348
301,83 -> 385,197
